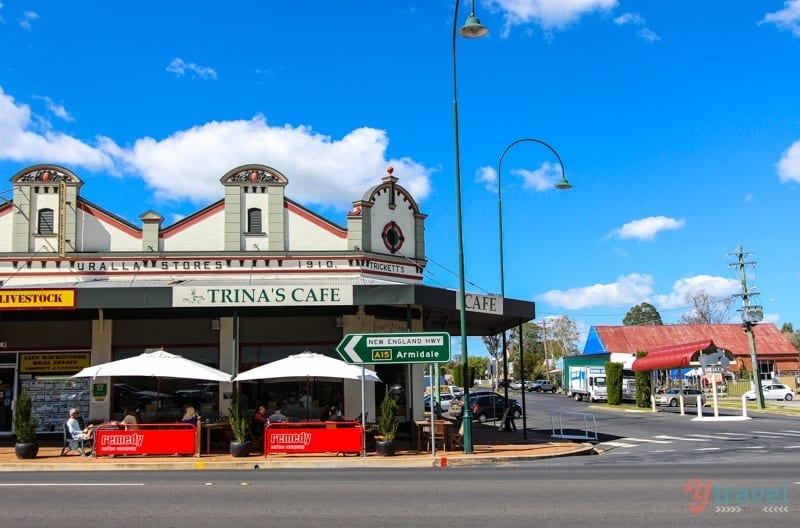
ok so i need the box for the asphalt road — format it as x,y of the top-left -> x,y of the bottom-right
1,462 -> 797,527
508,389 -> 800,463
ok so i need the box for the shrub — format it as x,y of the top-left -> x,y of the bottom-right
605,362 -> 623,406
13,390 -> 38,444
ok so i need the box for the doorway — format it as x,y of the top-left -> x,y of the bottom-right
0,366 -> 15,433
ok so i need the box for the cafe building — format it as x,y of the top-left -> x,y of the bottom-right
0,163 -> 534,438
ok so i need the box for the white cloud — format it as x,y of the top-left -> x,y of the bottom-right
486,0 -> 618,34
777,140 -> 800,182
475,166 -> 497,191
612,10 -> 660,42
539,272 -> 740,314
614,12 -> 643,26
101,116 -> 433,207
652,275 -> 740,309
0,87 -> 113,170
33,95 -> 75,122
608,215 -> 685,241
0,85 -> 432,210
760,0 -> 800,37
517,161 -> 565,191
637,28 -> 661,42
166,58 -> 218,80
18,10 -> 37,31
538,273 -> 655,309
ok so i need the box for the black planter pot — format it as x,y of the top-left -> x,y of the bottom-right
229,440 -> 252,457
14,442 -> 39,459
375,439 -> 396,456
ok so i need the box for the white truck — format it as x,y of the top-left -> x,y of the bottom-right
567,366 -> 607,402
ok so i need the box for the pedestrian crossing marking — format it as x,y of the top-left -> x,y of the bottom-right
751,430 -> 800,437
654,435 -> 709,442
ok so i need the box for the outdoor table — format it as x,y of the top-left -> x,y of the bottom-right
415,419 -> 453,452
202,422 -> 232,454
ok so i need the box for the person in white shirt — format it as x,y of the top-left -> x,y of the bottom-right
66,408 -> 93,440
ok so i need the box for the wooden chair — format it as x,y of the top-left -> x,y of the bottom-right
447,422 -> 464,450
61,422 -> 92,456
423,422 -> 447,452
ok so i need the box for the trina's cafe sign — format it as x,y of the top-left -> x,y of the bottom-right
173,284 -> 353,307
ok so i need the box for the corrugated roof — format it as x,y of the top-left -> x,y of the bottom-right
591,324 -> 797,359
631,340 -> 736,371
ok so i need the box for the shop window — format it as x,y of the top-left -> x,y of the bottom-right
38,208 -> 55,235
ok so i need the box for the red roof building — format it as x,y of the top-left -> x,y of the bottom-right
583,324 -> 799,376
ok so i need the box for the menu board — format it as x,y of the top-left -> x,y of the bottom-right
19,375 -> 90,433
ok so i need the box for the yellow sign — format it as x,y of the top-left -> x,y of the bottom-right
20,353 -> 90,374
372,349 -> 392,361
0,289 -> 76,310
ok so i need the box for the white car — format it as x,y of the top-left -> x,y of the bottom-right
743,383 -> 794,401
423,392 -> 456,411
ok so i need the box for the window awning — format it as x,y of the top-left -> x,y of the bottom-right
631,339 -> 733,371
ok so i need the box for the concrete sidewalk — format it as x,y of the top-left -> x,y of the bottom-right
0,424 -> 593,471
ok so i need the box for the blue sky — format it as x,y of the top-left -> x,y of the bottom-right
2,1 -> 800,354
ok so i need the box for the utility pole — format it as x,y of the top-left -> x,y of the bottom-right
729,244 -> 765,409
541,319 -> 550,383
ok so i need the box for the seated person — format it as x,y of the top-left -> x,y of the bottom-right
326,405 -> 344,422
66,408 -> 94,440
118,407 -> 138,429
268,406 -> 288,423
252,404 -> 269,431
181,405 -> 199,425
320,404 -> 337,422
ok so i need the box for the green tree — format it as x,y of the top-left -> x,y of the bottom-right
605,362 -> 623,406
623,302 -> 663,326
781,322 -> 800,351
634,351 -> 651,407
508,322 -> 545,380
482,333 -> 503,387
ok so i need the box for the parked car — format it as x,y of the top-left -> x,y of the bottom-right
654,388 -> 706,407
509,380 -> 523,390
423,392 -> 457,412
468,392 -> 522,423
527,379 -> 557,393
743,383 -> 794,401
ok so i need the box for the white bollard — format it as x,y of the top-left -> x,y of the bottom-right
696,395 -> 702,417
742,394 -> 748,418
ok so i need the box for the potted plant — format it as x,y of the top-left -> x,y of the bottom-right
374,392 -> 398,456
228,392 -> 251,457
13,390 -> 39,459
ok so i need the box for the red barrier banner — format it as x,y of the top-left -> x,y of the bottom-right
94,423 -> 196,457
265,422 -> 363,455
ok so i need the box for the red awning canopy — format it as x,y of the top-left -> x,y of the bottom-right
631,339 -> 733,371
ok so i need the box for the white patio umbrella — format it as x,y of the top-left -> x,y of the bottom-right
233,351 -> 381,421
73,348 -> 232,414
234,351 -> 380,383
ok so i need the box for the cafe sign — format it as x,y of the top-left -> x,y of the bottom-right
173,284 -> 353,307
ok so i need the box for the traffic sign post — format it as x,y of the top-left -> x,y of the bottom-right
336,332 -> 451,364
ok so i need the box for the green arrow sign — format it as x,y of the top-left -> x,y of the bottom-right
336,332 -> 451,364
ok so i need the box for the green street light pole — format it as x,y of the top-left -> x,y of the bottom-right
497,138 -> 571,433
452,0 -> 487,454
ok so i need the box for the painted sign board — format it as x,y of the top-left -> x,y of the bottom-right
336,332 -> 450,364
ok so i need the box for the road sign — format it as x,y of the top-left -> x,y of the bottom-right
336,332 -> 451,364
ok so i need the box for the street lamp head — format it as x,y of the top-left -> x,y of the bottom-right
555,177 -> 572,191
459,15 -> 488,38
